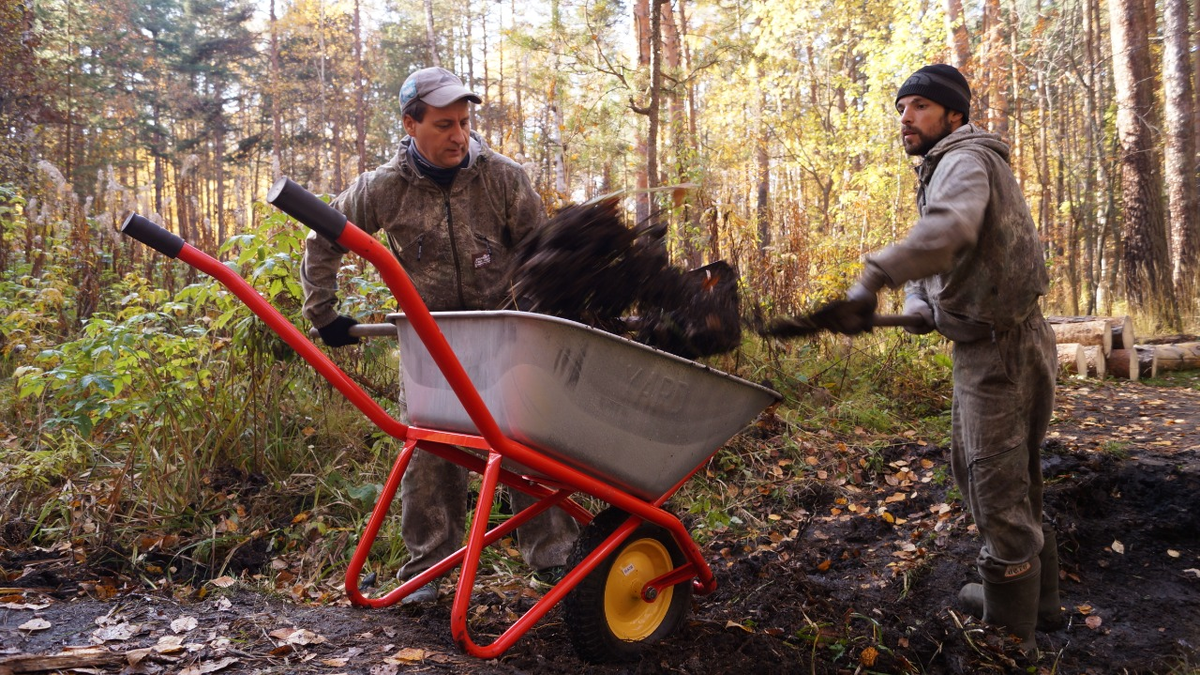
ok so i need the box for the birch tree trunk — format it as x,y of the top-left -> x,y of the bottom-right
354,0 -> 366,176
269,0 -> 282,179
633,0 -> 651,225
549,0 -> 567,199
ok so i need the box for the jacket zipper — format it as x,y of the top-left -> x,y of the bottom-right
442,188 -> 466,308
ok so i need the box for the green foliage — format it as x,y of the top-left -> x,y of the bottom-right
1,191 -> 396,579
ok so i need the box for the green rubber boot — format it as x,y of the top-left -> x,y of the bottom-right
1038,524 -> 1063,631
957,581 -> 984,618
981,562 -> 1041,655
960,526 -> 1063,632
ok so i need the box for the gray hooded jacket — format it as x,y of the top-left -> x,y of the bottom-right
867,124 -> 1048,342
301,132 -> 545,327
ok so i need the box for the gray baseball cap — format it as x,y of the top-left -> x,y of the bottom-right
400,67 -> 482,113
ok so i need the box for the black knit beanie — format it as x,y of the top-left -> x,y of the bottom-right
895,64 -> 971,122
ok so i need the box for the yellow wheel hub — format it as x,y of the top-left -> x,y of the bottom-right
604,537 -> 675,641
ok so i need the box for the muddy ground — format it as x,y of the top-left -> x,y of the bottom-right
3,376 -> 1198,674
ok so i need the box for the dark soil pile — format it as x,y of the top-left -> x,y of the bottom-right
511,198 -> 741,359
3,378 -> 1198,674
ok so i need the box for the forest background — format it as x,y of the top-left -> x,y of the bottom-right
1,0 -> 1199,611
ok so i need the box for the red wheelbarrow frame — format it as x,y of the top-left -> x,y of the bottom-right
119,178 -> 720,659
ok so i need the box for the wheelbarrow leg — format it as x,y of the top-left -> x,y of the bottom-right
448,452 -> 626,658
345,438 -> 419,607
451,452 -> 504,652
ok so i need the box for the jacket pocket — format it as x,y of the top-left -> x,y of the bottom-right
467,232 -> 511,306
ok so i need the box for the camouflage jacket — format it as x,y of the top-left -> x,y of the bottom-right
301,132 -> 545,327
867,124 -> 1048,342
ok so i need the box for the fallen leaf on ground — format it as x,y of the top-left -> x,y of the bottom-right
269,627 -> 327,645
19,618 -> 51,631
210,576 -> 236,588
155,635 -> 186,653
860,646 -> 879,666
178,656 -> 238,674
171,616 -> 198,633
1111,540 -> 1125,554
384,647 -> 427,664
724,620 -> 753,632
93,622 -> 140,642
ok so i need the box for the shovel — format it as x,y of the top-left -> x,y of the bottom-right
758,299 -> 930,339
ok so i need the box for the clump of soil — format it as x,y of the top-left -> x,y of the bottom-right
511,198 -> 741,359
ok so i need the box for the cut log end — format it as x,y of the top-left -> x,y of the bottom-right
1083,345 -> 1106,379
1056,343 -> 1086,379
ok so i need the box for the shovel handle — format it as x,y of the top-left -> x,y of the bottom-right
873,314 -> 930,328
307,322 -> 400,340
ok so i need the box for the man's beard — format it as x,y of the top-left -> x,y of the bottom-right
903,116 -> 955,156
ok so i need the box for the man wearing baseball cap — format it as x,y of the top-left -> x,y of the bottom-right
300,66 -> 579,604
825,64 -> 1060,655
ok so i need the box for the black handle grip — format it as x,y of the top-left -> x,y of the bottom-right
266,177 -> 348,242
120,213 -> 185,258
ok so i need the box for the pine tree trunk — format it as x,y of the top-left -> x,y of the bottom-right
943,0 -> 971,69
1162,0 -> 1199,311
1108,0 -> 1179,328
425,0 -> 440,67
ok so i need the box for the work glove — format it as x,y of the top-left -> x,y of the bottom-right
825,266 -> 887,335
902,294 -> 936,335
317,315 -> 360,348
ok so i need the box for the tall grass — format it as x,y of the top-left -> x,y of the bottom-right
1,181 -> 954,595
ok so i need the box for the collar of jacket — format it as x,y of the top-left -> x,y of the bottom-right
915,124 -> 994,184
395,132 -> 487,187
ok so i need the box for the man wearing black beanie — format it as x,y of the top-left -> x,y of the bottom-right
826,64 -> 1060,656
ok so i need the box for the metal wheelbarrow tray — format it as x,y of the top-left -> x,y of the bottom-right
394,310 -> 777,502
118,178 -> 780,663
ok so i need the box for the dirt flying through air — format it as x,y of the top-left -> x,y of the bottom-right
510,197 -> 741,360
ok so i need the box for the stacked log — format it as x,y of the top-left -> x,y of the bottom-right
1047,316 -> 1200,379
1048,319 -> 1113,357
1153,342 -> 1200,372
1134,346 -> 1159,379
1056,343 -> 1087,377
1047,315 -> 1135,350
1106,349 -> 1139,381
1083,345 -> 1107,379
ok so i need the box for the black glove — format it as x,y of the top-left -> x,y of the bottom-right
317,315 -> 360,348
823,284 -> 878,335
902,294 -> 936,335
824,264 -> 889,336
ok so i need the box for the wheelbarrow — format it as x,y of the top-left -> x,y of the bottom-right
118,178 -> 781,663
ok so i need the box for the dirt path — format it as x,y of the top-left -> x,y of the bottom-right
3,377 -> 1198,674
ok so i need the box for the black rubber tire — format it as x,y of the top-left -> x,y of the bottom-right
563,507 -> 693,663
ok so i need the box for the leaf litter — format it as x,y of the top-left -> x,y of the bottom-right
0,378 -> 1198,673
